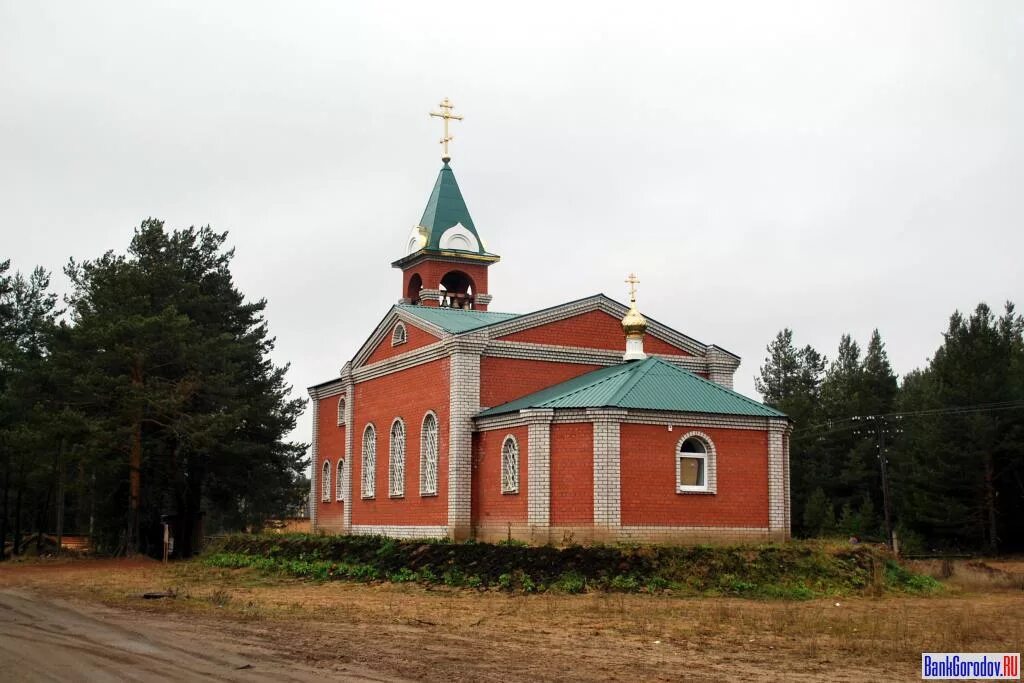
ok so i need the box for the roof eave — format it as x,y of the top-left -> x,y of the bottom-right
391,249 -> 501,269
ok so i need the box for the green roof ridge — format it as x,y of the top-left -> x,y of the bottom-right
607,357 -> 659,404
646,357 -> 786,417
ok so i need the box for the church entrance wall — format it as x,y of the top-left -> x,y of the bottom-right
349,358 -> 451,531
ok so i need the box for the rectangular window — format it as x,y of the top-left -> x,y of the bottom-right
677,454 -> 707,492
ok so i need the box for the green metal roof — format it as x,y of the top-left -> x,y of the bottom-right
417,162 -> 493,255
477,356 -> 786,419
398,304 -> 521,334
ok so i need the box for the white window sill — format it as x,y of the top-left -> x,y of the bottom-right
420,491 -> 438,497
676,487 -> 714,495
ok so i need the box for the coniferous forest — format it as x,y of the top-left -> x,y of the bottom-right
1,219 -> 1021,558
0,220 -> 307,559
758,307 -> 1024,554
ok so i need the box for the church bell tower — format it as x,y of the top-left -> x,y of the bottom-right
391,99 -> 499,311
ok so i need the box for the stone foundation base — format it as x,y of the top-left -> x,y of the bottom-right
315,522 -> 789,545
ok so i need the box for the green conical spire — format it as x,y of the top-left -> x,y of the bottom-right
417,162 -> 489,254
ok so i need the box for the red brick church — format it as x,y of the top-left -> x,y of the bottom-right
309,103 -> 791,544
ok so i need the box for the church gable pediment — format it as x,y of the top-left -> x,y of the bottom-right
488,295 -> 709,358
351,308 -> 444,369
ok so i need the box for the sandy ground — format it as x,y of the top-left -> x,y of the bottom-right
0,558 -> 1021,682
0,586 -> 398,682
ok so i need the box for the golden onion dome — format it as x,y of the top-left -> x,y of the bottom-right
621,302 -> 648,337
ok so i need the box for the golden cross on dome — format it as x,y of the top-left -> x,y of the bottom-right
429,97 -> 463,162
625,273 -> 640,303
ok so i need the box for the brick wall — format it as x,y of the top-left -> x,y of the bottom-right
364,321 -> 440,365
350,358 -> 450,526
480,357 -> 603,407
471,425 -> 528,532
498,309 -> 691,356
619,423 -> 769,528
550,422 -> 594,525
315,394 -> 345,530
402,260 -> 490,307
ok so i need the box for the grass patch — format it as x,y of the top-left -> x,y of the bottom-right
201,534 -> 938,599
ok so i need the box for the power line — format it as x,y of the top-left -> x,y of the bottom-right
796,400 -> 1024,438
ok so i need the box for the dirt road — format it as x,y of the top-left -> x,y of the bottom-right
0,587 -> 398,682
0,558 -> 1020,681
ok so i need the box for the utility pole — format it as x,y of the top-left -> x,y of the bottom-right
875,418 -> 894,549
854,415 -> 899,550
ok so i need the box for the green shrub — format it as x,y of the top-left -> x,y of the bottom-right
202,535 -> 936,599
553,572 -> 586,594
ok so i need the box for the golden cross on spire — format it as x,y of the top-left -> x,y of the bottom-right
429,97 -> 463,162
625,273 -> 640,303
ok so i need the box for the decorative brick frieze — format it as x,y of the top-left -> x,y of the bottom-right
417,288 -> 444,305
588,408 -> 626,531
475,293 -> 494,307
620,411 -> 771,431
523,409 -> 554,528
447,333 -> 486,540
353,342 -> 448,383
474,413 -> 527,432
483,340 -> 707,372
308,380 -> 346,400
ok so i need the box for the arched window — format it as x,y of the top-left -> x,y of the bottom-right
392,322 -> 407,346
676,432 -> 716,494
420,411 -> 439,495
361,424 -> 376,499
321,460 -> 332,503
501,435 -> 519,494
389,418 -> 406,497
336,458 -> 345,501
337,397 -> 346,426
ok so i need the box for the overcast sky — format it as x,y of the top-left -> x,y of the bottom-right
2,1 -> 1022,451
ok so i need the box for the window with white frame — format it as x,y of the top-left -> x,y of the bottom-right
420,411 -> 439,495
391,322 -> 407,346
336,458 -> 345,501
321,460 -> 332,502
389,418 -> 406,497
361,424 -> 376,498
337,397 -> 346,426
676,433 -> 715,493
501,435 -> 519,494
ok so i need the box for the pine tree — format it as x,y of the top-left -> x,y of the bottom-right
892,303 -> 1024,552
757,329 -> 825,536
0,266 -> 62,558
63,220 -> 307,556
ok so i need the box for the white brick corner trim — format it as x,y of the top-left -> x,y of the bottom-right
523,409 -> 554,527
588,408 -> 626,530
